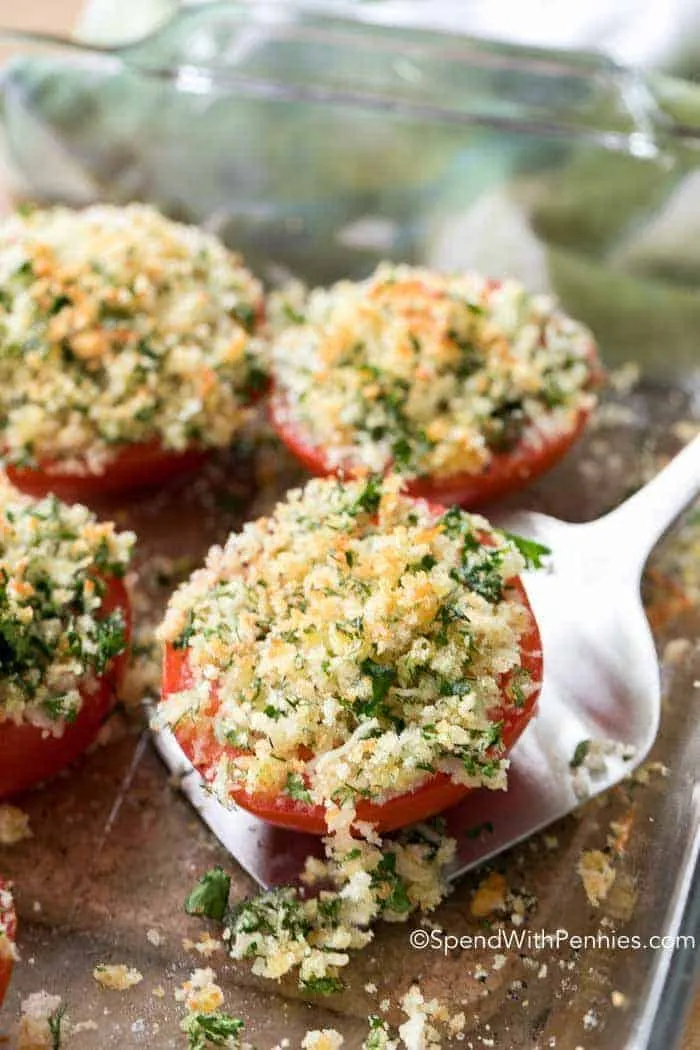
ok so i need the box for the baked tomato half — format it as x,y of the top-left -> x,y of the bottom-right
162,579 -> 542,836
269,393 -> 593,510
0,575 -> 131,799
6,441 -> 209,502
0,880 -> 16,1006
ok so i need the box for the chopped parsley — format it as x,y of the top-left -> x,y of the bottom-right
300,975 -> 344,995
185,867 -> 232,922
48,1004 -> 67,1050
570,739 -> 591,769
182,1011 -> 245,1049
503,532 -> 551,570
285,772 -> 312,804
349,475 -> 383,516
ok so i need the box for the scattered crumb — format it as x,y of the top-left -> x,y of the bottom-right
578,850 -> 616,907
365,982 -> 378,994
93,964 -> 144,991
175,967 -> 224,1013
73,1020 -> 99,1033
146,928 -> 163,948
182,932 -> 222,958
663,637 -> 692,665
301,1031 -> 344,1050
606,362 -> 640,395
398,984 -> 463,1050
611,991 -> 628,1009
470,873 -> 507,918
152,986 -> 165,999
0,804 -> 32,845
583,1009 -> 598,1031
18,992 -> 67,1050
632,761 -> 669,785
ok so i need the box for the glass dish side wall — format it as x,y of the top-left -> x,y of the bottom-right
1,2 -> 700,378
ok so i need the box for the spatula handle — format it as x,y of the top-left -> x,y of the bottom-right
594,433 -> 700,572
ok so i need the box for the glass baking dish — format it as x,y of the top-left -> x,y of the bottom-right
1,4 -> 700,1047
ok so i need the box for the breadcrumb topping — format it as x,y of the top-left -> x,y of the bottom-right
271,264 -> 597,480
157,475 -> 535,810
0,479 -> 133,729
0,204 -> 265,471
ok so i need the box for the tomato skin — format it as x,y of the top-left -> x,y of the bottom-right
6,441 -> 209,502
0,576 -> 131,799
0,879 -> 16,1007
269,393 -> 593,509
161,581 -> 542,836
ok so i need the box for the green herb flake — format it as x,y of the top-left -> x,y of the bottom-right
182,1011 -> 245,1049
503,532 -> 551,570
349,476 -> 383,516
285,772 -> 312,804
570,739 -> 591,769
185,867 -> 231,922
465,821 -> 494,840
300,975 -> 344,996
48,1004 -> 67,1050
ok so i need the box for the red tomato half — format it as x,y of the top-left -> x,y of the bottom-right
0,576 -> 131,799
162,581 -> 542,835
6,441 -> 209,502
269,393 -> 593,509
0,879 -> 16,1006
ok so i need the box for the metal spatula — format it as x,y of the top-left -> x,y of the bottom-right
154,434 -> 700,890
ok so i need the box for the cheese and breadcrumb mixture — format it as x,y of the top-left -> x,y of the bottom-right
92,963 -> 143,991
223,811 -> 455,991
0,479 -> 133,730
0,204 -> 265,472
157,474 -> 536,811
271,263 -> 598,479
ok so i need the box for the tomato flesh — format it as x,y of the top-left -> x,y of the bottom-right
269,392 -> 593,509
162,579 -> 542,835
6,441 -> 209,502
0,576 -> 131,799
0,879 -> 16,1007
